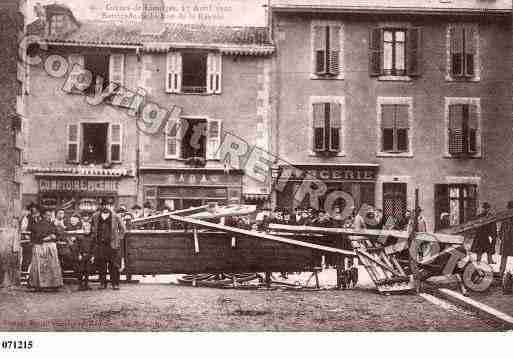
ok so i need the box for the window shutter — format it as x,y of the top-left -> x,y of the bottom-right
381,105 -> 394,152
66,54 -> 85,93
450,26 -> 464,77
468,104 -> 478,153
448,104 -> 464,154
207,119 -> 222,159
464,26 -> 475,77
207,53 -> 222,94
328,26 -> 341,76
313,103 -> 325,151
67,124 -> 79,163
328,102 -> 341,151
396,105 -> 409,152
369,28 -> 383,76
110,123 -> 122,162
109,54 -> 125,86
166,52 -> 182,93
407,27 -> 422,76
314,26 -> 327,74
165,118 -> 182,159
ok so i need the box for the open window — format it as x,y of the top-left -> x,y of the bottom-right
435,183 -> 477,230
369,27 -> 421,77
381,104 -> 409,153
445,98 -> 480,157
166,51 -> 222,94
66,123 -> 122,164
313,24 -> 342,78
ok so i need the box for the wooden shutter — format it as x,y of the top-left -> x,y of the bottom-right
449,104 -> 464,154
369,28 -> 383,76
464,26 -> 475,77
65,54 -> 85,93
396,105 -> 409,152
109,54 -> 125,86
407,27 -> 421,76
314,25 -> 327,74
207,119 -> 222,159
329,102 -> 341,151
166,52 -> 182,93
468,104 -> 478,153
450,26 -> 464,77
110,123 -> 122,163
381,105 -> 395,152
313,103 -> 325,151
328,26 -> 341,76
67,123 -> 80,163
165,118 -> 182,159
207,53 -> 222,94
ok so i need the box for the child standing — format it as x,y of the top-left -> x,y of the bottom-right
72,233 -> 95,291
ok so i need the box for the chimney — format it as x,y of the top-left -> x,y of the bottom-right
141,0 -> 165,36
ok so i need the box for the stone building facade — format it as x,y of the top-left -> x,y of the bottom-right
269,0 -> 513,231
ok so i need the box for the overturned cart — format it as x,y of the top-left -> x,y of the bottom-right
126,205 -> 466,294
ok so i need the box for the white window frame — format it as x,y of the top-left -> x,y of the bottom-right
207,52 -> 222,94
308,96 -> 346,156
444,97 -> 482,158
109,123 -> 122,163
310,20 -> 344,80
166,51 -> 182,93
376,97 -> 414,158
66,123 -> 80,163
446,24 -> 480,82
165,117 -> 183,159
109,54 -> 125,87
206,118 -> 223,160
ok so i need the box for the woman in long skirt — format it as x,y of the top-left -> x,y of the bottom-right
28,207 -> 63,291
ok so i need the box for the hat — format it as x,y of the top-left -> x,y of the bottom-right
507,201 -> 513,210
100,198 -> 110,206
131,204 -> 142,210
482,202 -> 491,209
143,201 -> 153,209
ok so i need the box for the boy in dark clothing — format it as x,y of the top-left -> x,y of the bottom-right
71,234 -> 95,291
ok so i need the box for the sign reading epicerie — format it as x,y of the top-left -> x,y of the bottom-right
39,178 -> 120,193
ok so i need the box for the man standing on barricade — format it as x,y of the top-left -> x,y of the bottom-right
90,199 -> 126,290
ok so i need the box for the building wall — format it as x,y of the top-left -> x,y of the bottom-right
0,0 -> 24,226
22,48 -> 140,200
273,13 -> 513,230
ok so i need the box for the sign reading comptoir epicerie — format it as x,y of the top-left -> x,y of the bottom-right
38,178 -> 119,193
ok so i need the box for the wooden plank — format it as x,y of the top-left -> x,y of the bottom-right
356,249 -> 402,277
130,205 -> 210,226
167,214 -> 357,257
436,288 -> 513,329
439,209 -> 513,235
390,255 -> 407,276
269,223 -> 464,244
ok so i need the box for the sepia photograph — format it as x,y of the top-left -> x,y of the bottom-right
0,0 -> 513,356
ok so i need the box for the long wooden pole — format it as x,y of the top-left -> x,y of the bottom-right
167,214 -> 356,256
409,189 -> 421,293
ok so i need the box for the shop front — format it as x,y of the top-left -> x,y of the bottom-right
273,164 -> 379,215
140,169 -> 244,210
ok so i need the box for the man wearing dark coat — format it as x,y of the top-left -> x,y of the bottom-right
499,201 -> 513,276
90,199 -> 126,290
472,202 -> 497,264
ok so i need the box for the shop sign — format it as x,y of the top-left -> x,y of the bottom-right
279,165 -> 378,182
39,178 -> 119,193
145,172 -> 241,187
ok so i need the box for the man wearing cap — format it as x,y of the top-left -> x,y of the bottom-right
90,199 -> 126,290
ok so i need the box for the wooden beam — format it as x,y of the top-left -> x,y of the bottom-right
440,209 -> 513,235
167,214 -> 356,256
269,223 -> 464,244
355,249 -> 402,277
130,205 -> 210,226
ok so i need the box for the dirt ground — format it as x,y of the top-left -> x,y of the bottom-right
0,281 -> 501,331
468,285 -> 513,318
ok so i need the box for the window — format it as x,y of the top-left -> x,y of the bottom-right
435,183 -> 477,230
84,53 -> 109,93
381,104 -> 409,153
369,27 -> 421,77
165,118 -> 222,160
312,23 -> 342,78
377,97 -> 413,156
49,14 -> 65,35
445,98 -> 480,157
109,54 -> 125,87
66,123 -> 122,164
166,51 -> 222,94
383,183 -> 407,223
448,25 -> 477,79
312,102 -> 342,153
